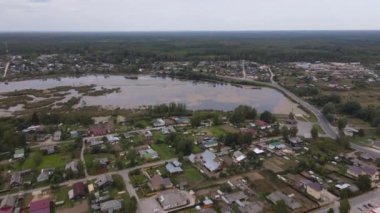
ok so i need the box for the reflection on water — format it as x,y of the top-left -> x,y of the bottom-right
0,75 -> 305,115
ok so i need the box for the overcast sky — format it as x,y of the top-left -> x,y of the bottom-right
1,0 -> 380,31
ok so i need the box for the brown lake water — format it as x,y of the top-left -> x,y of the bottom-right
0,75 -> 305,115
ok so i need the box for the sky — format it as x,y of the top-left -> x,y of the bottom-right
0,0 -> 380,31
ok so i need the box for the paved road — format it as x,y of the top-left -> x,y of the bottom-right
217,67 -> 338,139
265,66 -> 338,139
80,140 -> 89,177
3,62 -> 9,78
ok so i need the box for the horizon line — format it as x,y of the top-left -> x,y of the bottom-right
1,29 -> 380,34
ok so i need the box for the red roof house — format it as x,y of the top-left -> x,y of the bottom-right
29,198 -> 52,213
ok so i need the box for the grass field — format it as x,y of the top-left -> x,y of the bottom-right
172,163 -> 207,186
20,153 -> 72,170
151,143 -> 176,160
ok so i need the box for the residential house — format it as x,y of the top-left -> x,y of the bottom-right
29,198 -> 52,213
40,146 -> 56,155
89,139 -> 104,147
252,148 -> 265,155
13,148 -> 25,160
106,134 -> 119,143
305,182 -> 324,200
88,123 -> 114,136
222,191 -> 248,204
100,200 -> 122,212
203,197 -> 213,208
153,118 -> 165,127
149,174 -> 173,190
98,158 -> 109,168
232,151 -> 247,163
95,175 -> 113,189
22,125 -> 44,133
188,154 -> 196,163
268,142 -> 286,150
267,191 -> 302,210
0,195 -> 15,213
65,161 -> 79,173
70,130 -> 79,138
37,169 -> 54,183
344,126 -> 359,137
10,172 -> 22,187
52,130 -> 61,141
347,165 -> 379,182
173,117 -> 190,125
69,182 -> 86,200
165,160 -> 183,174
200,150 -> 222,172
138,146 -> 159,159
239,201 -> 263,213
157,189 -> 189,211
251,120 -> 271,130
202,138 -> 218,149
143,130 -> 153,139
288,137 -> 302,147
161,126 -> 176,135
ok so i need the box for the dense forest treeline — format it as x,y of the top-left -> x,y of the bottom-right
1,31 -> 380,66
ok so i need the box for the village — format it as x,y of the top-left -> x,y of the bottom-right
0,105 -> 379,213
0,54 -> 271,82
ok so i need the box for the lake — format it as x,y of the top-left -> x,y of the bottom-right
0,75 -> 305,115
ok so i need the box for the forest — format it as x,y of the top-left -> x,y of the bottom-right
1,31 -> 380,66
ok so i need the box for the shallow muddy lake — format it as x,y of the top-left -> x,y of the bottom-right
0,75 -> 305,115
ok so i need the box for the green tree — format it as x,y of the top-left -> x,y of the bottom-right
358,129 -> 365,137
311,125 -> 319,139
281,126 -> 289,140
327,208 -> 334,213
339,199 -> 350,213
33,151 -> 43,167
212,115 -> 222,126
322,102 -> 336,115
289,126 -> 298,137
355,175 -> 371,192
288,112 -> 295,120
127,148 -> 137,167
337,118 -> 347,131
190,114 -> 201,127
376,125 -> 380,136
273,200 -> 290,213
260,111 -> 275,124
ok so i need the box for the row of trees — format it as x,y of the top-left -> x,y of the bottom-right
146,103 -> 188,116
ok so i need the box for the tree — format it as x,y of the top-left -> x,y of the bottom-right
323,102 -> 336,115
288,112 -> 295,120
289,126 -> 298,137
356,175 -> 371,192
281,126 -> 289,140
311,125 -> 319,139
31,112 -> 40,124
32,151 -> 43,167
339,198 -> 350,213
327,208 -> 334,213
376,125 -> 380,136
127,148 -> 137,167
273,200 -> 290,213
358,129 -> 365,137
341,101 -> 361,115
337,118 -> 347,131
260,111 -> 275,124
190,114 -> 201,127
212,114 -> 222,126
